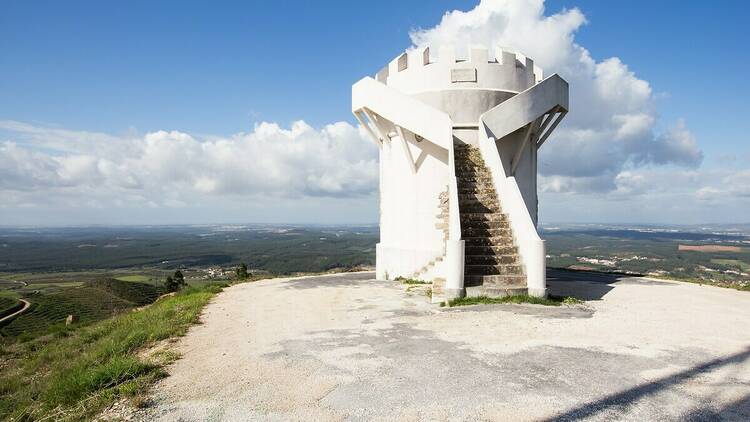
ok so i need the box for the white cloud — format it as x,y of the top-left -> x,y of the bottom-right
697,170 -> 750,200
0,120 -> 378,211
409,0 -> 704,194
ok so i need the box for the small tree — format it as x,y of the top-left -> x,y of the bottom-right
165,275 -> 178,292
173,270 -> 186,287
236,262 -> 248,280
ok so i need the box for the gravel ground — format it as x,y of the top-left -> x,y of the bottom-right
132,271 -> 750,421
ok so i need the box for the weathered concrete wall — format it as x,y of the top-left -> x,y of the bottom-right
377,133 -> 448,280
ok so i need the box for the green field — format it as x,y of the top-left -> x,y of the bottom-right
0,225 -> 378,274
711,259 -> 750,271
0,279 -> 162,339
114,275 -> 151,282
543,226 -> 750,287
2,223 -> 748,342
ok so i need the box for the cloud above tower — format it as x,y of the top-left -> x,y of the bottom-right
409,0 -> 703,193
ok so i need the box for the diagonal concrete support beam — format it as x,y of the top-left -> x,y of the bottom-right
395,125 -> 418,174
510,117 -> 543,175
480,74 -> 569,145
537,110 -> 567,148
353,77 -> 452,151
353,110 -> 381,147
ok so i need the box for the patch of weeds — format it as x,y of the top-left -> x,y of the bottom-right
150,349 -> 182,366
394,276 -> 430,285
425,288 -> 432,299
561,296 -> 584,305
445,294 -> 583,307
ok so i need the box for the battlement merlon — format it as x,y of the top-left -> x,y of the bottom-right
375,46 -> 544,95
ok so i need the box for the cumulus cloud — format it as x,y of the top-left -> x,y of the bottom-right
696,170 -> 750,200
409,0 -> 703,193
0,120 -> 378,210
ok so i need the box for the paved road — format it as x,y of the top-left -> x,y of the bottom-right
141,271 -> 750,421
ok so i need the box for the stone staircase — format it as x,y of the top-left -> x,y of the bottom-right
454,143 -> 527,297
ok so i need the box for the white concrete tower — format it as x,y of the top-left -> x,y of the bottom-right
352,46 -> 568,301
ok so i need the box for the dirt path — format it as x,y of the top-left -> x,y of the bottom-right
138,271 -> 750,421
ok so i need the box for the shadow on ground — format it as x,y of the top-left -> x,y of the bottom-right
545,346 -> 750,421
546,268 -> 674,301
280,272 -> 377,290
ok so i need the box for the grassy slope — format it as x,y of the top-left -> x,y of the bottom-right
0,279 -> 161,339
0,283 -> 226,421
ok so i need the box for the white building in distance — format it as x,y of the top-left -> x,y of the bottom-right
352,46 -> 568,301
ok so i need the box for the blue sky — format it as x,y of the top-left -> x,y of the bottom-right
1,0 -> 749,225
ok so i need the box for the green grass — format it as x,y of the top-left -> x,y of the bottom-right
394,276 -> 430,285
114,275 -> 151,282
0,282 -> 226,421
443,294 -> 583,307
0,290 -> 20,300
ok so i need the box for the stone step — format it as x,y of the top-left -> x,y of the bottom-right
462,220 -> 510,230
466,285 -> 528,298
454,165 -> 489,172
459,203 -> 500,213
460,206 -> 500,214
463,236 -> 515,247
454,153 -> 483,159
455,170 -> 490,177
465,264 -> 523,275
454,150 -> 480,156
456,183 -> 494,191
454,153 -> 482,159
457,183 -> 492,188
459,199 -> 498,207
459,197 -> 498,206
458,193 -> 497,201
465,245 -> 517,255
455,175 -> 492,183
457,187 -> 494,195
465,254 -> 518,265
464,274 -> 527,287
460,212 -> 507,222
461,221 -> 513,234
462,227 -> 512,237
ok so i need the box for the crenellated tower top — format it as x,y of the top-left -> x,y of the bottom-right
376,46 -> 543,95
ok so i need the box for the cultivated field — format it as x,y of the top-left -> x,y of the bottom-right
2,224 -> 748,343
